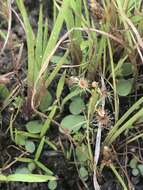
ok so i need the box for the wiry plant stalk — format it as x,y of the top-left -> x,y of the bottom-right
93,76 -> 106,190
0,0 -> 12,54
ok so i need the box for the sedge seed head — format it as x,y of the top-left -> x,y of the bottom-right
92,81 -> 98,88
78,78 -> 88,89
96,108 -> 111,127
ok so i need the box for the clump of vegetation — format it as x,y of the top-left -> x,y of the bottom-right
0,0 -> 143,189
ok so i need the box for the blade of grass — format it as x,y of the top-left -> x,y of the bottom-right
35,3 -> 43,69
45,139 -> 57,151
107,39 -> 119,121
45,50 -> 69,88
61,89 -> 83,108
35,136 -> 45,161
104,96 -> 143,145
43,18 -> 48,51
56,70 -> 66,101
40,105 -> 57,137
16,157 -> 33,163
35,161 -> 53,175
0,174 -> 56,182
110,163 -> 128,190
16,0 -> 36,85
107,107 -> 143,145
42,0 -> 70,64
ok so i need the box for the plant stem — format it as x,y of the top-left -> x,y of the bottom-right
110,163 -> 128,190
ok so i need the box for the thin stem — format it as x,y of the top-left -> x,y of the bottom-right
107,39 -> 119,121
110,163 -> 128,190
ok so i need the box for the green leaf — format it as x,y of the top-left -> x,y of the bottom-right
116,79 -> 133,96
42,0 -> 70,64
129,158 -> 138,169
35,4 -> 43,68
0,175 -> 7,181
132,168 -> 139,176
26,120 -> 43,134
0,30 -> 7,40
25,141 -> 35,153
79,167 -> 88,180
56,71 -> 66,101
35,136 -> 45,161
137,164 -> 143,176
0,84 -> 9,99
13,96 -> 23,109
121,63 -> 133,76
73,132 -> 84,142
43,18 -> 48,51
48,180 -> 57,190
39,90 -> 53,112
51,55 -> 68,64
40,105 -> 57,137
46,51 -> 69,88
76,144 -> 89,162
131,15 -> 143,23
28,163 -> 36,172
35,160 -> 53,175
15,134 -> 26,145
15,167 -> 31,174
88,88 -> 99,119
60,115 -> 86,133
61,88 -> 83,108
0,174 -> 56,182
16,131 -> 40,138
16,157 -> 33,163
69,97 -> 85,115
15,0 -> 36,84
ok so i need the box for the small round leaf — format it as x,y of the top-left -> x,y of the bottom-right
116,79 -> 133,96
26,120 -> 43,134
137,164 -> 143,176
60,115 -> 85,133
121,63 -> 133,76
69,97 -> 85,115
15,167 -> 31,174
76,144 -> 89,162
25,141 -> 35,153
48,180 -> 57,190
129,158 -> 138,169
16,134 -> 26,145
79,167 -> 88,180
132,168 -> 139,176
28,162 -> 36,172
0,84 -> 9,99
39,90 -> 52,112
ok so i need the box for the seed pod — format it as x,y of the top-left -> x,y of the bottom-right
87,0 -> 104,20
